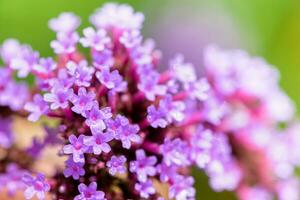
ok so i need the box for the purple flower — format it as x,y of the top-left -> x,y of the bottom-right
147,95 -> 185,128
130,149 -> 157,182
92,49 -> 113,69
134,180 -> 156,199
74,182 -> 106,200
0,82 -> 29,111
64,157 -> 85,180
160,138 -> 191,167
67,61 -> 95,87
106,155 -> 127,175
80,27 -> 111,51
207,161 -> 241,192
169,175 -> 195,200
147,105 -> 168,128
22,173 -> 50,200
10,47 -> 39,78
0,117 -> 14,148
156,163 -> 178,182
25,94 -> 49,122
33,57 -> 57,75
83,128 -> 114,155
96,69 -> 127,93
112,115 -> 141,149
50,32 -> 79,54
44,86 -> 73,110
137,69 -> 166,101
85,103 -> 112,130
190,128 -> 214,168
185,78 -> 210,101
202,95 -> 227,125
44,126 -> 62,145
0,164 -> 27,196
63,134 -> 88,163
0,39 -> 23,64
49,12 -> 81,33
119,30 -> 142,49
169,54 -> 196,83
53,68 -> 75,89
71,87 -> 96,116
159,95 -> 185,123
90,3 -> 144,31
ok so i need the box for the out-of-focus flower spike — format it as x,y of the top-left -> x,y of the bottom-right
49,12 -> 81,33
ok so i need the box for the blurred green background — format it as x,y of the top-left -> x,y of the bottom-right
1,0 -> 300,199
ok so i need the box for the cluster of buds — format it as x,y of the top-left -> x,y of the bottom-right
0,3 -> 300,200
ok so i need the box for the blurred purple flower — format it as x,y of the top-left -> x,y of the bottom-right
64,157 -> 85,180
106,155 -> 127,175
130,149 -> 157,182
25,94 -> 49,122
80,27 -> 111,51
22,173 -> 50,200
74,182 -> 105,200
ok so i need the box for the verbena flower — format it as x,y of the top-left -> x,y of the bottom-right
83,128 -> 114,155
134,180 -> 156,198
44,86 -> 73,110
67,61 -> 95,87
95,69 -> 127,93
80,27 -> 111,51
129,149 -> 157,182
106,155 -> 127,175
63,134 -> 89,163
51,32 -> 79,54
22,173 -> 50,200
24,94 -> 49,122
0,164 -> 27,196
71,87 -> 96,116
49,12 -> 80,33
112,115 -> 141,149
169,175 -> 195,200
74,182 -> 106,200
0,3 -> 300,200
63,157 -> 85,180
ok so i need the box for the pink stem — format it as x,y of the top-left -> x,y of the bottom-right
141,141 -> 160,154
181,112 -> 202,127
159,71 -> 171,84
173,91 -> 188,101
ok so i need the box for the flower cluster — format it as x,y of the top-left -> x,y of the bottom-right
0,3 -> 300,200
